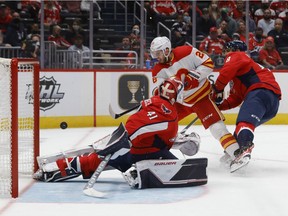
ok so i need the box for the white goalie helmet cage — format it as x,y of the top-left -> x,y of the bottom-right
150,36 -> 172,59
160,77 -> 183,104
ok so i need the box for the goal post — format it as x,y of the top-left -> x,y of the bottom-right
0,58 -> 39,198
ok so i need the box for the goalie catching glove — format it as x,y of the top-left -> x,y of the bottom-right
172,132 -> 201,156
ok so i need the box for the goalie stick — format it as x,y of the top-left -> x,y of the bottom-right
83,123 -> 129,198
109,104 -> 140,119
83,154 -> 112,198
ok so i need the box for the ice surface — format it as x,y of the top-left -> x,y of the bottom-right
1,125 -> 288,216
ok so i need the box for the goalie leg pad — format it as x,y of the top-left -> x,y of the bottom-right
36,146 -> 95,169
96,123 -> 131,156
134,158 -> 208,189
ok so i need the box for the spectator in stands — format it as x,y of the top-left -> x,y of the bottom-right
48,24 -> 71,49
65,18 -> 87,46
129,24 -> 145,48
197,7 -> 216,37
3,12 -> 26,47
278,3 -> 288,18
199,27 -> 225,56
249,27 -> 265,62
150,0 -> 177,29
175,1 -> 191,14
270,0 -> 288,16
229,0 -> 256,32
0,3 -> 12,33
217,0 -> 237,13
68,34 -> 89,53
0,29 -> 11,47
26,23 -> 40,40
21,34 -> 40,59
60,0 -> 81,14
216,7 -> 237,38
68,34 -> 90,68
258,36 -> 284,69
235,19 -> 254,42
268,18 -> 288,50
127,40 -> 150,69
171,13 -> 192,48
217,19 -> 231,42
254,0 -> 276,25
257,9 -> 275,36
113,36 -> 132,68
22,1 -> 41,23
230,0 -> 245,21
115,36 -> 131,54
39,0 -> 61,28
278,3 -> 288,30
208,0 -> 221,23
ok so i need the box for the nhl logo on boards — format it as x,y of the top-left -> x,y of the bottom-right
39,76 -> 65,111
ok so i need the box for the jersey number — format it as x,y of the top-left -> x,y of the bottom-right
195,51 -> 205,59
147,111 -> 158,120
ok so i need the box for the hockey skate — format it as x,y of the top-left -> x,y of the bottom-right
33,161 -> 80,182
122,166 -> 139,189
230,143 -> 254,173
33,168 -> 61,182
219,151 -> 233,168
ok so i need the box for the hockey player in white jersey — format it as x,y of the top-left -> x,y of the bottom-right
150,36 -> 245,172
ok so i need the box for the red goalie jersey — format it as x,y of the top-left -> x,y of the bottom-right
126,95 -> 178,155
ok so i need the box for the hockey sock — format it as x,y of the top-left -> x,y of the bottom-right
220,133 -> 239,159
235,122 -> 255,148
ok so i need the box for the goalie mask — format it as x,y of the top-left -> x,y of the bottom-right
159,77 -> 184,104
150,36 -> 171,60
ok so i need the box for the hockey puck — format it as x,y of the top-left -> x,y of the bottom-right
60,122 -> 68,129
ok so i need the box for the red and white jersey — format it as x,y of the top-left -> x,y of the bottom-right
151,0 -> 177,15
248,36 -> 265,51
270,0 -> 288,15
258,48 -> 282,66
152,45 -> 214,107
199,36 -> 226,55
126,95 -> 178,154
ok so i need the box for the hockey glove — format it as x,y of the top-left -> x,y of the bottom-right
211,84 -> 224,105
172,132 -> 201,156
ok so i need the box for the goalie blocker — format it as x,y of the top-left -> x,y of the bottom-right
124,158 -> 208,189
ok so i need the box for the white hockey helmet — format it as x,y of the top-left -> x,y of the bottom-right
150,36 -> 172,59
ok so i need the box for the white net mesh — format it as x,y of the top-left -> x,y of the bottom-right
0,59 -> 13,198
18,64 -> 35,175
0,58 -> 36,198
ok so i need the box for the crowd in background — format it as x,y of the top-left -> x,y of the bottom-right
0,0 -> 288,70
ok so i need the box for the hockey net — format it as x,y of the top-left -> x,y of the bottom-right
0,58 -> 39,198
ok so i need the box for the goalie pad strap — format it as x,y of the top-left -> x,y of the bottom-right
135,158 -> 208,189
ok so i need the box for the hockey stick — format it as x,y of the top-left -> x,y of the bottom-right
109,104 -> 140,119
83,153 -> 112,198
180,116 -> 199,134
